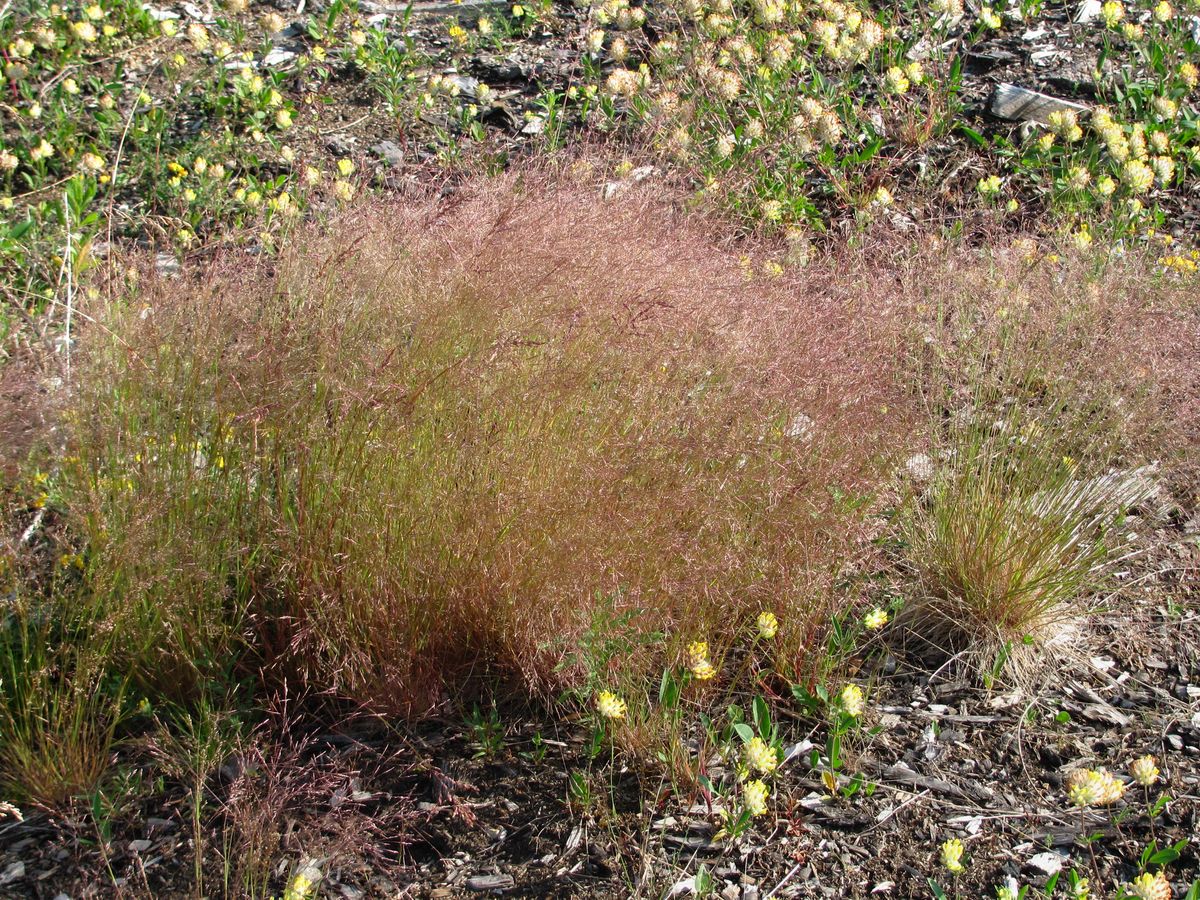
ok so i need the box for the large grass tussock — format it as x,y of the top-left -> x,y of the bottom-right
68,176 -> 908,713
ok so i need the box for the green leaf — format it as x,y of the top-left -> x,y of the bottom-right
955,126 -> 984,148
752,695 -> 771,739
1147,847 -> 1180,866
827,733 -> 841,769
733,723 -> 754,744
659,669 -> 680,708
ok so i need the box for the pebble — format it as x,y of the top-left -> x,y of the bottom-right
1025,851 -> 1066,876
263,47 -> 298,68
181,2 -> 213,21
904,453 -> 934,481
155,252 -> 182,277
372,141 -> 405,168
142,5 -> 180,20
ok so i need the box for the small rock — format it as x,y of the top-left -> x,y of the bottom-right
142,5 -> 180,20
155,252 -> 181,277
905,453 -> 934,481
1025,851 -> 1066,876
371,141 -> 405,168
990,83 -> 1089,124
325,133 -> 357,156
1081,703 -> 1132,727
602,165 -> 659,200
263,47 -> 298,68
1030,49 -> 1070,66
446,74 -> 480,96
182,2 -> 213,20
1074,0 -> 1102,21
129,839 -> 152,853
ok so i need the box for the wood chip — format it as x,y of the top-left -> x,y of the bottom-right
466,873 -> 515,892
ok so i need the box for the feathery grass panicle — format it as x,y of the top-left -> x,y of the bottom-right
64,172 -> 909,715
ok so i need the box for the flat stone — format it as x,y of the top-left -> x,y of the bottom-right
372,141 -> 405,167
142,5 -> 180,20
155,252 -> 181,277
990,83 -> 1089,123
182,2 -> 214,20
326,133 -> 357,156
406,0 -> 508,16
1025,851 -> 1067,875
263,47 -> 298,68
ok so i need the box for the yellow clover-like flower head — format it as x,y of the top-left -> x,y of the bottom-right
940,837 -> 965,873
596,691 -> 627,720
1130,755 -> 1159,787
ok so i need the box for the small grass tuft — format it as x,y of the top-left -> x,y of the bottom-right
900,398 -> 1156,676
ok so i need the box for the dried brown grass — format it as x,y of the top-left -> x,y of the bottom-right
67,170 -> 913,715
54,166 -> 1200,717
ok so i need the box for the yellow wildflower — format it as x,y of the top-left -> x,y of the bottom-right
756,611 -> 779,639
839,683 -> 865,717
1130,755 -> 1159,786
688,641 -> 715,680
187,23 -> 209,51
72,20 -> 98,41
977,175 -> 1002,196
30,138 -> 55,161
883,65 -> 910,94
1124,871 -> 1171,900
596,691 -> 627,720
863,608 -> 888,630
744,736 -> 778,775
743,779 -> 769,816
940,837 -> 965,873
